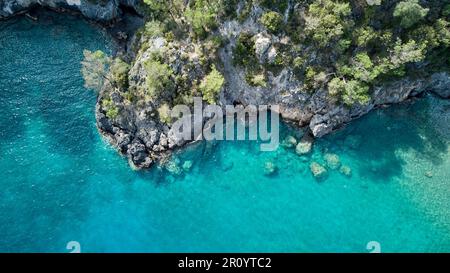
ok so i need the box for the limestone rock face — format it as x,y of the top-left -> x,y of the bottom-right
216,8 -> 450,139
307,73 -> 450,137
429,72 -> 450,98
254,33 -> 271,63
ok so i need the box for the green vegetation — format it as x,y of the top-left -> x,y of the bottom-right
185,0 -> 220,38
102,98 -> 119,119
124,0 -> 450,111
110,58 -> 130,89
393,0 -> 429,29
304,0 -> 353,47
157,103 -> 172,123
327,78 -> 370,106
260,11 -> 283,33
247,73 -> 267,87
443,4 -> 450,17
199,65 -> 225,104
144,57 -> 174,99
143,0 -> 184,21
143,20 -> 165,37
233,32 -> 256,67
258,0 -> 288,12
81,49 -> 111,92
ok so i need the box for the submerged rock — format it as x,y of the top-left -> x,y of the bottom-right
282,135 -> 297,148
424,171 -> 433,178
310,162 -> 327,179
165,160 -> 182,175
296,133 -> 314,155
222,161 -> 234,172
182,160 -> 193,172
264,161 -> 277,176
339,165 -> 352,177
324,153 -> 341,170
344,135 -> 362,150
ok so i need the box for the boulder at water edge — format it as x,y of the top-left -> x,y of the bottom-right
296,133 -> 314,155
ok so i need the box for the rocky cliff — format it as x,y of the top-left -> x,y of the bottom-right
95,1 -> 450,169
96,31 -> 450,169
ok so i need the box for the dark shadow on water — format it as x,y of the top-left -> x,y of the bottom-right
38,92 -> 96,156
0,102 -> 25,146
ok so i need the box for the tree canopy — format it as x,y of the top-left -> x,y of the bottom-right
81,50 -> 111,92
199,65 -> 225,104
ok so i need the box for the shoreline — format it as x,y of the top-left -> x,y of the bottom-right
2,2 -> 449,170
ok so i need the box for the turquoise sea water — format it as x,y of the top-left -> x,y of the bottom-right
0,12 -> 449,253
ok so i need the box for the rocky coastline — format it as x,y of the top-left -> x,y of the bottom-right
2,0 -> 449,170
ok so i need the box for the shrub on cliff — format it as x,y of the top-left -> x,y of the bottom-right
233,32 -> 256,67
157,103 -> 172,124
143,0 -> 184,21
327,78 -> 370,106
247,73 -> 267,87
435,19 -> 450,47
143,20 -> 165,38
110,58 -> 130,89
199,65 -> 225,104
341,81 -> 370,106
102,98 -> 119,120
260,11 -> 283,33
144,59 -> 174,99
185,0 -> 220,39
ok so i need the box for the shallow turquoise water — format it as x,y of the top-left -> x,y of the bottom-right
0,12 -> 449,253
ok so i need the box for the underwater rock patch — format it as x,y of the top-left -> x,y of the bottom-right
264,161 -> 277,176
310,162 -> 327,179
282,135 -> 297,148
339,165 -> 352,177
182,160 -> 193,172
324,153 -> 341,170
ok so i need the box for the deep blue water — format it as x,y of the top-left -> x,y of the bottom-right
0,12 -> 449,253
